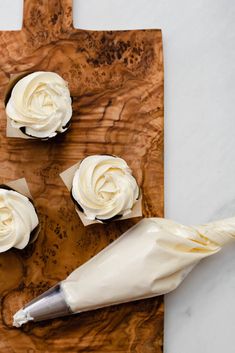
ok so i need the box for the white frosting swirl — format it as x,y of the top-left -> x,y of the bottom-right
0,188 -> 39,253
6,71 -> 72,138
72,155 -> 139,221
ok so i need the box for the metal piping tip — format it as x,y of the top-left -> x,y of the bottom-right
13,308 -> 34,327
13,283 -> 72,327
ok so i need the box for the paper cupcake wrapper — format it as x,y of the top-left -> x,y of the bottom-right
60,161 -> 142,226
5,177 -> 33,199
6,116 -> 34,139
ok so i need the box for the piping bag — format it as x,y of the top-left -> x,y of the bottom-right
13,217 -> 235,327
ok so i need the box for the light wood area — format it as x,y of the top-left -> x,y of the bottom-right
0,1 -> 164,352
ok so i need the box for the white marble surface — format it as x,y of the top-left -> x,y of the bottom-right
1,1 -> 235,352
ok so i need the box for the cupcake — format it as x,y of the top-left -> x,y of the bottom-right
5,71 -> 72,139
0,185 -> 39,253
71,155 -> 140,222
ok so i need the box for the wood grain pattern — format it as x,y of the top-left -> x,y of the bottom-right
0,1 -> 164,352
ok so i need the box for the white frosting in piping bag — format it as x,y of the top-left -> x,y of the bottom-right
0,188 -> 39,252
6,71 -> 72,138
12,216 -> 235,327
61,217 -> 235,313
72,155 -> 139,220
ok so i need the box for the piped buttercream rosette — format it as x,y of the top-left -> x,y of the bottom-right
0,184 -> 39,253
5,71 -> 72,139
60,155 -> 141,225
71,155 -> 140,221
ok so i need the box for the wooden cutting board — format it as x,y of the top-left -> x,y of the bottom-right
0,1 -> 164,352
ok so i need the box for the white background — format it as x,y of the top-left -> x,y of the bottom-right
1,1 -> 235,352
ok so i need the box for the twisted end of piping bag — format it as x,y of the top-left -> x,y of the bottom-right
194,217 -> 235,246
13,217 -> 235,327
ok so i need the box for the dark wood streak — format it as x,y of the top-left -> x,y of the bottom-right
0,0 -> 164,352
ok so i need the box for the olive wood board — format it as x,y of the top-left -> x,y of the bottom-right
0,1 -> 164,352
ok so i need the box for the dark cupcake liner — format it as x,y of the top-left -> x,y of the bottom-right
19,119 -> 72,141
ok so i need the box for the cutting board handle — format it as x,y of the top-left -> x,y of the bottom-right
23,0 -> 74,30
